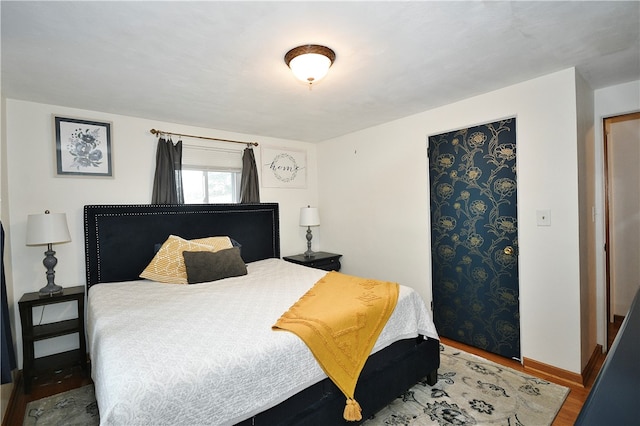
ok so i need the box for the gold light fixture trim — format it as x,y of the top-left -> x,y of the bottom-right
284,44 -> 336,85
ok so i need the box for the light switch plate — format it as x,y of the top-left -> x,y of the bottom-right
536,209 -> 551,226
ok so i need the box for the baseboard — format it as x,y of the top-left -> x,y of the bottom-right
523,357 -> 584,387
581,344 -> 603,386
442,336 -> 597,388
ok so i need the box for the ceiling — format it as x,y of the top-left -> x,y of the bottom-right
2,1 -> 639,143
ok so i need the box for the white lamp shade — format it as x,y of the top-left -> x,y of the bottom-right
299,206 -> 320,227
289,53 -> 332,84
26,212 -> 71,245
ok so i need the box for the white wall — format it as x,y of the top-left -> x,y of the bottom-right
319,69 -> 584,373
4,99 -> 319,367
4,75 -> 636,379
593,80 -> 640,347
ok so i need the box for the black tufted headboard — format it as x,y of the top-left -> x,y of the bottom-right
84,203 -> 280,289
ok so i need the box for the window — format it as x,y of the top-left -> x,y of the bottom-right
181,144 -> 243,204
182,169 -> 241,203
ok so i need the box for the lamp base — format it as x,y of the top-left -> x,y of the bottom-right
304,227 -> 315,258
39,245 -> 64,296
39,283 -> 63,297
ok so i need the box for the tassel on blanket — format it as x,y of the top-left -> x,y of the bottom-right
343,398 -> 362,421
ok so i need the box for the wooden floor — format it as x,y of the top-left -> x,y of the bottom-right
443,315 -> 624,426
439,338 -> 595,426
3,317 -> 623,426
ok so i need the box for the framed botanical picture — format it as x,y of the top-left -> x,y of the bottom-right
261,146 -> 307,188
55,116 -> 112,176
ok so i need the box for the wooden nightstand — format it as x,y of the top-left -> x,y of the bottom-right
283,252 -> 342,272
18,286 -> 88,393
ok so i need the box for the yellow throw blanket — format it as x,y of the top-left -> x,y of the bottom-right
272,271 -> 399,421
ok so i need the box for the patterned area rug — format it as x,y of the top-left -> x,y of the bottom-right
23,345 -> 569,426
364,344 -> 569,425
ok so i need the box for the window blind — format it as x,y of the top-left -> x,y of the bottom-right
182,144 -> 242,171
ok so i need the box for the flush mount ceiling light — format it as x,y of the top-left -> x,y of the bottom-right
284,44 -> 336,86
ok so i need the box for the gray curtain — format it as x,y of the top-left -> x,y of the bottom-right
240,147 -> 260,203
151,137 -> 184,204
1,222 -> 17,384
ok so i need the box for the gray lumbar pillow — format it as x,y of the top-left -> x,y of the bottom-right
182,247 -> 247,284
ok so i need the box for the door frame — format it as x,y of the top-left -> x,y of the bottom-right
603,111 -> 640,346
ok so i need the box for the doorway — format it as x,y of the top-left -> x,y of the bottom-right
604,112 -> 640,346
428,118 -> 520,360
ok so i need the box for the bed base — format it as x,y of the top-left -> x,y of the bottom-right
238,336 -> 439,426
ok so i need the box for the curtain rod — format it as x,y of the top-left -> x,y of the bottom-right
150,129 -> 259,146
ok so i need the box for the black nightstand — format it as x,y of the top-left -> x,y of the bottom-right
18,286 -> 88,393
283,252 -> 342,272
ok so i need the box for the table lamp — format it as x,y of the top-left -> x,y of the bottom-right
26,210 -> 71,296
299,205 -> 320,258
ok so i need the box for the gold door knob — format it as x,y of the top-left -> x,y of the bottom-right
504,246 -> 514,256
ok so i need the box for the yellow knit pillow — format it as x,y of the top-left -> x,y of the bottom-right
190,236 -> 235,251
140,235 -> 233,284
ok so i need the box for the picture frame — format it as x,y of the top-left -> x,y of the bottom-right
261,146 -> 307,188
55,116 -> 112,176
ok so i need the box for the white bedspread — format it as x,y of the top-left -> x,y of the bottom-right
87,258 -> 438,425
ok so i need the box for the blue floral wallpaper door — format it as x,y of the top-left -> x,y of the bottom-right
428,118 -> 520,359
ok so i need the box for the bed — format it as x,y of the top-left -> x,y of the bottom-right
84,203 -> 439,425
